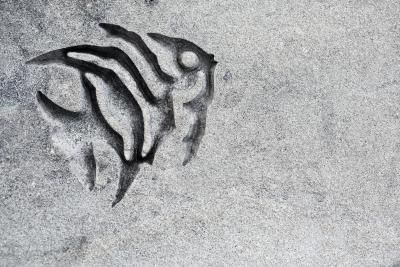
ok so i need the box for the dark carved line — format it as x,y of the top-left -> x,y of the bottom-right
99,23 -> 175,84
83,142 -> 96,191
113,161 -> 139,207
36,91 -> 82,123
65,45 -> 158,105
79,73 -> 125,161
182,111 -> 206,166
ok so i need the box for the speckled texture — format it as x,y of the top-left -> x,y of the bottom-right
1,0 -> 400,266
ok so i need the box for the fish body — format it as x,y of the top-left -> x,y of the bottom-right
27,23 -> 217,206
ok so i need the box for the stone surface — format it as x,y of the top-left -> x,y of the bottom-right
1,0 -> 400,265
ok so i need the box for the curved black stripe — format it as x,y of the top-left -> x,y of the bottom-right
99,23 -> 175,84
65,45 -> 158,105
181,109 -> 206,166
82,142 -> 96,191
36,91 -> 81,123
80,74 -> 125,161
112,161 -> 139,207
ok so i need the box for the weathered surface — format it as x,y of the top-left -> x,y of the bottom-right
1,0 -> 400,265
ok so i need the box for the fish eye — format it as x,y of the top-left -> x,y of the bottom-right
178,50 -> 200,70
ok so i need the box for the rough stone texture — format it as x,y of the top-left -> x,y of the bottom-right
1,0 -> 400,266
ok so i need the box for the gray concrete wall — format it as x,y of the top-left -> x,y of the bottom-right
1,0 -> 400,265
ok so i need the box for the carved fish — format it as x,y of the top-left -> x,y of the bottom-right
27,23 -> 217,206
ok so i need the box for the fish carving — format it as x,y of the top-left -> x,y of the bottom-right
27,23 -> 217,206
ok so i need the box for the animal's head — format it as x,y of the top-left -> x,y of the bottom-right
147,33 -> 217,105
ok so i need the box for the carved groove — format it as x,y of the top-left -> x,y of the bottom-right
99,23 -> 175,84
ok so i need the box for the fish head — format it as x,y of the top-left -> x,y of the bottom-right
147,32 -> 217,104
